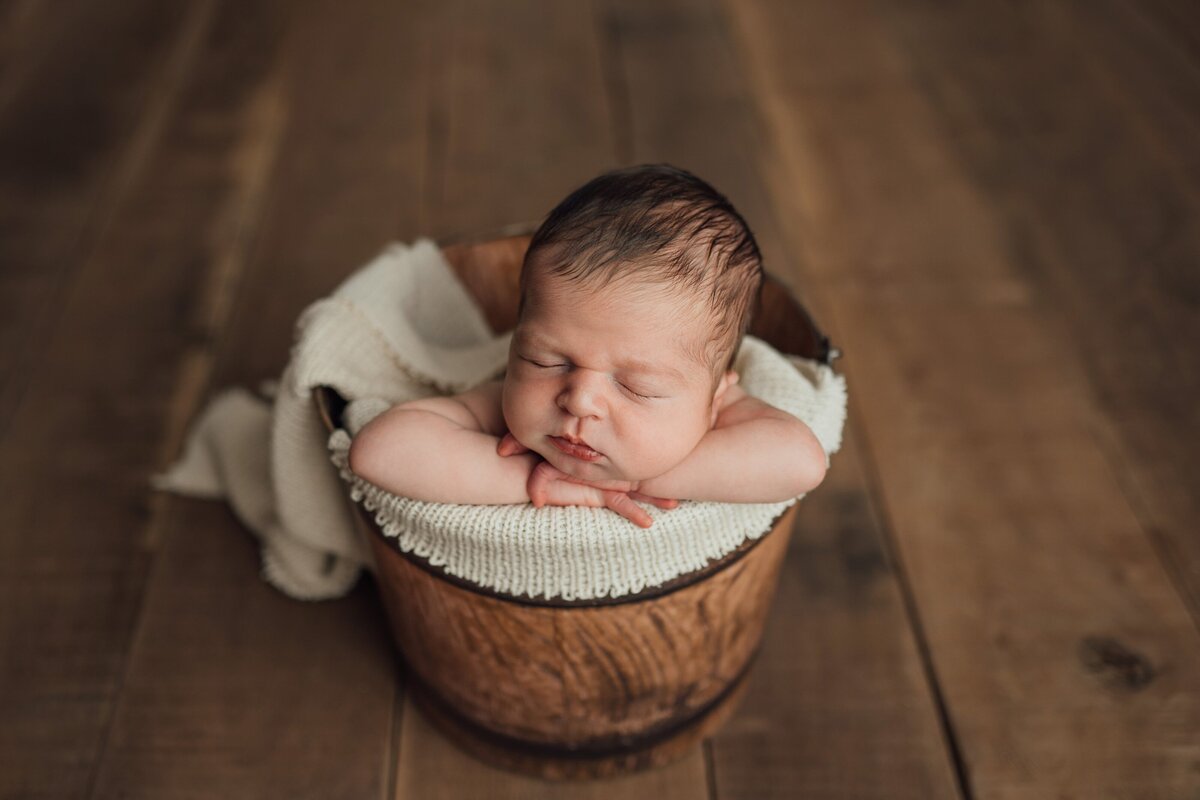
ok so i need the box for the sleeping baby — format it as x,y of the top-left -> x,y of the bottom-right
348,163 -> 827,528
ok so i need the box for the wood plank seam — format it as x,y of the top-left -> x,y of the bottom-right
0,0 -> 217,449
385,669 -> 404,800
593,0 -> 636,165
82,5 -> 297,796
702,737 -> 718,800
873,0 -> 1200,632
841,394 -> 975,800
713,1 -> 976,796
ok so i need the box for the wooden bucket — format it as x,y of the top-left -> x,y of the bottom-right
314,229 -> 838,779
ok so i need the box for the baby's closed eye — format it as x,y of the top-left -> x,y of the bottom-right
521,356 -> 662,400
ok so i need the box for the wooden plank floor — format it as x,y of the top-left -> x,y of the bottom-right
1,1 -> 1196,797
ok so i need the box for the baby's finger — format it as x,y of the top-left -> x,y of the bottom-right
497,432 -> 529,457
628,491 -> 678,510
603,490 -> 653,528
527,461 -> 555,507
563,475 -> 636,492
528,455 -> 568,506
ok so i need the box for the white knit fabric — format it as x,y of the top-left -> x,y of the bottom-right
150,238 -> 848,602
329,335 -> 847,601
151,239 -> 509,600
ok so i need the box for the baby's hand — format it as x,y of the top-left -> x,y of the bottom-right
524,459 -> 679,529
496,431 -> 530,457
497,432 -> 679,526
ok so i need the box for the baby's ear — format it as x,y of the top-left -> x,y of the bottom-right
708,371 -> 736,428
711,369 -> 737,406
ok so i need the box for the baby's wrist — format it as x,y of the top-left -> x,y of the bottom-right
564,473 -> 640,493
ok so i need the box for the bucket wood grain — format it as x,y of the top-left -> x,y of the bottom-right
315,228 -> 835,778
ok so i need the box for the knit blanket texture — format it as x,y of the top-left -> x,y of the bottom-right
151,239 -> 848,600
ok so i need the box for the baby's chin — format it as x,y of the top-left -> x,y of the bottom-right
538,444 -> 627,482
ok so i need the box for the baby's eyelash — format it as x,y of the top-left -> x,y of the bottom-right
619,383 -> 659,400
522,356 -> 660,399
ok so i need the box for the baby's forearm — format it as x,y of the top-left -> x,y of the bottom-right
638,417 -> 826,503
348,408 -> 538,505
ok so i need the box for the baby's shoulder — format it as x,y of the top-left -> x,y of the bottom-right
451,378 -> 506,437
713,381 -> 798,430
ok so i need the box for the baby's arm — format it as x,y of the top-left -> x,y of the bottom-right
347,381 -> 538,505
350,381 -> 676,526
637,385 -> 827,503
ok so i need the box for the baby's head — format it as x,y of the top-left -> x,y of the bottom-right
501,164 -> 764,484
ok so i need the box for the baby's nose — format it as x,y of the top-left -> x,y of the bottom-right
557,370 -> 607,418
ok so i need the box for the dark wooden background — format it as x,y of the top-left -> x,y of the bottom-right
2,0 -> 1198,797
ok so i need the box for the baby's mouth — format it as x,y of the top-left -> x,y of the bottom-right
549,435 -> 604,462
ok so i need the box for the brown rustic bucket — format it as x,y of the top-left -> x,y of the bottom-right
314,228 -> 839,779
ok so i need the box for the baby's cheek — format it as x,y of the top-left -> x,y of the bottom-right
500,383 -> 530,434
512,417 -> 543,454
503,388 -> 553,456
624,433 -> 689,481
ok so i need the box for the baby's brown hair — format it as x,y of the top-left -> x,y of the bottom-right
517,163 -> 764,395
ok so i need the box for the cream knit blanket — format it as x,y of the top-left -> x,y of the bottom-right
151,239 -> 847,601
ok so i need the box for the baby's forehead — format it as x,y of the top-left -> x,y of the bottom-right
520,269 -> 718,365
530,268 -> 711,312
524,281 -> 713,340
